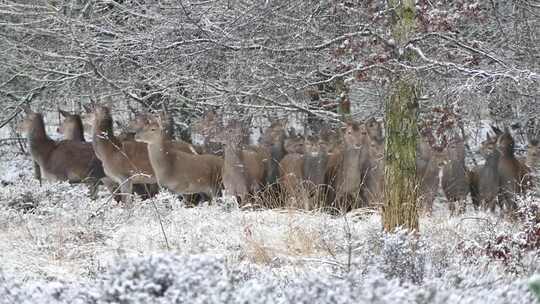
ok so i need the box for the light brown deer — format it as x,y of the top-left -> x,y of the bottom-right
59,109 -> 158,201
215,120 -> 268,206
326,121 -> 370,212
279,135 -> 330,210
260,119 -> 287,185
284,128 -> 305,154
525,119 -> 540,196
191,110 -> 224,156
19,107 -> 105,198
126,112 -> 200,155
135,117 -> 223,200
57,110 -> 86,142
91,105 -> 157,203
361,118 -> 385,207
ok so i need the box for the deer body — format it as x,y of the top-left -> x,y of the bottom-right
416,136 -> 440,214
92,106 -> 156,202
135,121 -> 222,199
20,111 -> 105,197
440,138 -> 469,215
327,122 -> 369,211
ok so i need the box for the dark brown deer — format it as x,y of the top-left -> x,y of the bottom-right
439,135 -> 469,215
496,128 -> 525,212
215,120 -> 268,206
416,130 -> 441,214
326,121 -> 370,212
134,118 -> 223,200
91,105 -> 157,203
19,107 -> 105,198
471,132 -> 501,212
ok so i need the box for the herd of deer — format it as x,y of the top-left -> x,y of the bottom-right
17,104 -> 540,216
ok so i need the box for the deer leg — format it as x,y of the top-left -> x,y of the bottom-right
87,178 -> 100,200
119,179 -> 134,205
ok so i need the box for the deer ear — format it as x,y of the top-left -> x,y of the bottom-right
21,104 -> 33,114
491,125 -> 503,136
59,109 -> 70,117
82,104 -> 93,113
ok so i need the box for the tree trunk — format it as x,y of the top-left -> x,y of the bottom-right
382,0 -> 420,232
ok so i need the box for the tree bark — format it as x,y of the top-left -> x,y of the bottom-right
382,0 -> 420,232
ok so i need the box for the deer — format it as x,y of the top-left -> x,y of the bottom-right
416,129 -> 441,214
191,110 -> 224,156
260,119 -> 287,186
361,118 -> 385,207
525,119 -> 540,196
57,110 -> 86,142
438,135 -> 469,215
326,121 -> 370,213
58,109 -> 158,201
135,116 -> 223,201
126,112 -> 200,155
91,105 -> 157,203
214,120 -> 268,206
284,128 -> 305,154
470,131 -> 502,212
496,128 -> 526,213
18,106 -> 105,198
279,135 -> 330,210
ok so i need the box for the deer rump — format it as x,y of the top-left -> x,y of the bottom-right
35,140 -> 105,182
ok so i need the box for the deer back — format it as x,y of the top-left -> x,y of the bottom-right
21,111 -> 104,182
92,106 -> 155,184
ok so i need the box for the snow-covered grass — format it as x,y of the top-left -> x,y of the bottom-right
0,148 -> 538,303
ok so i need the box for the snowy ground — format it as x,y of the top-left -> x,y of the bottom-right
0,147 -> 539,303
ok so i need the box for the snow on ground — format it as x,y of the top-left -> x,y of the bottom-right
0,147 -> 539,303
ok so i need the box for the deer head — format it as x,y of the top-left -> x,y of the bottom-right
342,121 -> 368,149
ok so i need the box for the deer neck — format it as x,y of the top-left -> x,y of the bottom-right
27,116 -> 56,166
92,117 -> 121,158
304,151 -> 329,185
146,135 -> 173,177
65,123 -> 85,142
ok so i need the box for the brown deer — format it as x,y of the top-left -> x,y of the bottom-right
260,119 -> 287,185
135,117 -> 223,200
284,128 -> 305,154
326,121 -> 370,212
191,110 -> 224,156
439,135 -> 469,215
525,119 -> 540,196
361,118 -> 385,207
57,110 -> 86,142
215,120 -> 268,206
279,135 -> 330,210
91,105 -> 157,203
59,109 -> 158,201
19,107 -> 105,198
470,132 -> 502,212
496,128 -> 526,212
416,130 -> 441,214
126,112 -> 200,155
